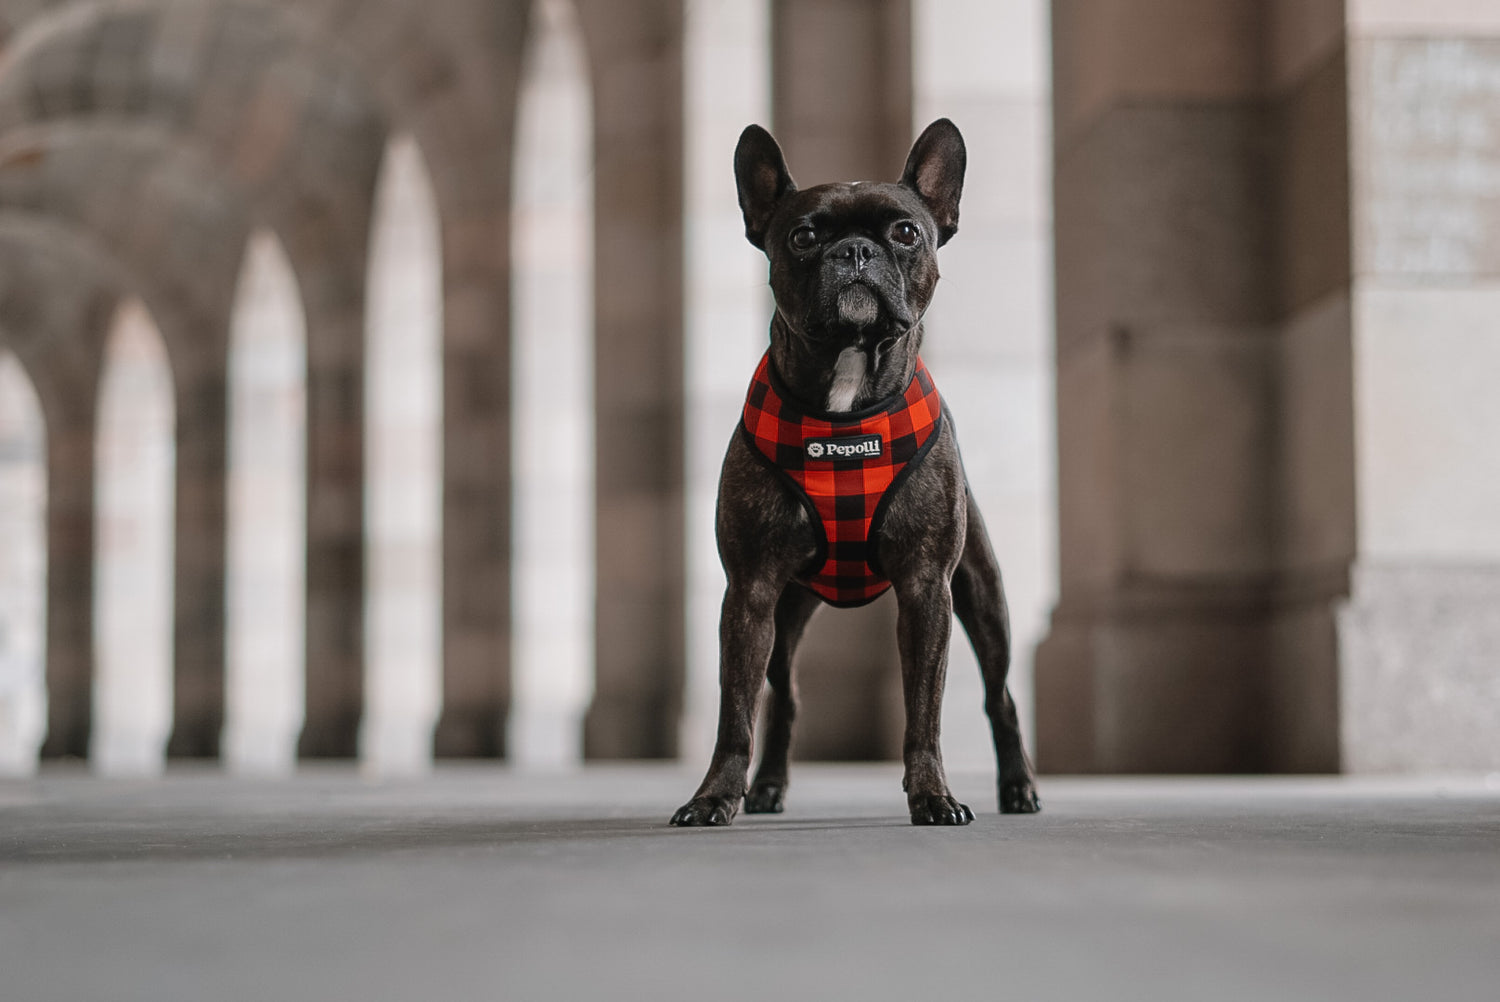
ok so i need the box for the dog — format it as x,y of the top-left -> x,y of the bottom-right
670,119 -> 1040,827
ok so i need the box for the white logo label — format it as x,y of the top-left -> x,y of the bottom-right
804,434 -> 882,462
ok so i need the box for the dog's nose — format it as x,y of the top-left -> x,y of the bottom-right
829,236 -> 877,271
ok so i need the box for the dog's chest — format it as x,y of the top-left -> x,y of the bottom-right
738,351 -> 944,605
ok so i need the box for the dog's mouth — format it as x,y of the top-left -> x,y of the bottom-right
821,275 -> 914,331
836,283 -> 880,327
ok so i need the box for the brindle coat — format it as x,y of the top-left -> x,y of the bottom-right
670,120 -> 1040,826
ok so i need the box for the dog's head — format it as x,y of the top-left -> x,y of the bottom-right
734,119 -> 965,405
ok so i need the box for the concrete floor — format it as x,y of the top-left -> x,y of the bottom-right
2,766 -> 1498,1001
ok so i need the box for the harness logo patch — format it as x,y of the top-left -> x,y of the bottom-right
805,434 -> 883,462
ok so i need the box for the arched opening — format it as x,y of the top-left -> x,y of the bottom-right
224,229 -> 308,774
92,299 -> 175,775
509,0 -> 595,768
680,0 -> 772,761
363,133 -> 444,775
913,0 -> 1054,769
0,349 -> 47,776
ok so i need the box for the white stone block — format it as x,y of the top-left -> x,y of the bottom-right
1348,0 -> 1500,35
1353,283 -> 1500,561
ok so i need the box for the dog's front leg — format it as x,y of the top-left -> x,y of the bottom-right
952,490 -> 1040,814
669,581 -> 780,826
895,574 -> 973,826
744,584 -> 820,814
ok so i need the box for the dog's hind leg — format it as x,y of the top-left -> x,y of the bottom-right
744,585 -> 820,814
952,489 -> 1041,814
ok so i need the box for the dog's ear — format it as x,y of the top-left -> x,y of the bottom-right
735,124 -> 796,251
899,118 -> 966,246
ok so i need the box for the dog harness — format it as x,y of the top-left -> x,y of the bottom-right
739,350 -> 944,607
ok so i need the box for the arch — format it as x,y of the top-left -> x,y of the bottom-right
91,297 -> 175,775
363,133 -> 442,775
0,2 -> 386,256
0,126 -> 253,757
0,0 -> 531,760
912,0 -> 1055,770
0,4 -> 390,756
0,215 -> 122,760
679,0 -> 772,763
0,348 -> 46,776
223,228 -> 307,774
509,0 -> 594,768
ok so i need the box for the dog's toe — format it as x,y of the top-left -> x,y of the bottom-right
909,794 -> 974,826
999,782 -> 1041,814
669,796 -> 738,827
743,781 -> 786,814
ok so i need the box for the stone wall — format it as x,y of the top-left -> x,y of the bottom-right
1340,2 -> 1500,771
1038,0 -> 1500,773
3,0 -> 1490,775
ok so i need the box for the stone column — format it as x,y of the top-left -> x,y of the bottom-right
1039,0 -> 1500,773
1338,1 -> 1500,771
38,402 -> 98,759
297,280 -> 368,758
577,0 -> 687,758
0,238 -> 108,762
165,357 -> 230,758
773,0 -> 913,183
1262,0 -> 1355,774
767,0 -> 913,760
422,1 -> 532,761
1038,0 -> 1294,772
432,215 -> 514,760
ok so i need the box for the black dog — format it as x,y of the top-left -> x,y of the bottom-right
670,119 -> 1039,827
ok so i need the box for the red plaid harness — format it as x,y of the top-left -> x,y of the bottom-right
739,350 -> 945,607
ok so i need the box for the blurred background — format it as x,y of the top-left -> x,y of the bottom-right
0,0 -> 1494,779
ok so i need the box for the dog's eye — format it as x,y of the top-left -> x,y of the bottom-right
891,222 -> 921,247
789,226 -> 818,251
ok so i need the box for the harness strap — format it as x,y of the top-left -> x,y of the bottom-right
739,350 -> 944,607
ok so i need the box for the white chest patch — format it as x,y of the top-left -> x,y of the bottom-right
826,347 -> 867,412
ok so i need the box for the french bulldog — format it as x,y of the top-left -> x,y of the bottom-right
670,119 -> 1039,827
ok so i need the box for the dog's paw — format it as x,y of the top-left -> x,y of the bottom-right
743,781 -> 786,814
669,796 -> 739,827
999,781 -> 1041,814
908,793 -> 974,826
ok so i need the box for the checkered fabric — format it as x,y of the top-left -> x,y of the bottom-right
739,350 -> 944,607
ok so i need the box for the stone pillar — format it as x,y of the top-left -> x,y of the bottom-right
419,12 -> 532,761
773,0 -> 913,182
1038,0 -> 1301,772
432,217 -> 514,760
1039,0 -> 1500,773
1338,2 -> 1500,771
0,239 -> 108,762
1262,0 -> 1354,774
38,407 -> 97,759
297,284 -> 367,758
165,359 -> 230,758
577,0 -> 687,758
767,0 -> 913,760
419,2 -> 533,761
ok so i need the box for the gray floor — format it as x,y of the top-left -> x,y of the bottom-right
2,766 -> 1498,1001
